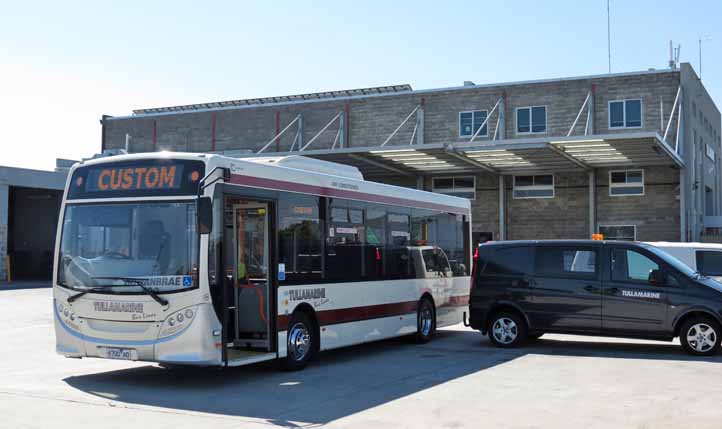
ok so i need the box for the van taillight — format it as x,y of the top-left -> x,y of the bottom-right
470,247 -> 480,293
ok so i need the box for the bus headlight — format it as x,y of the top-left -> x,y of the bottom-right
55,300 -> 79,330
159,306 -> 198,338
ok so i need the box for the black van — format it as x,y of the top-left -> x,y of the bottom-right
467,240 -> 722,356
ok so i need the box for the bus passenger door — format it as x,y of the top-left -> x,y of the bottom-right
231,202 -> 271,351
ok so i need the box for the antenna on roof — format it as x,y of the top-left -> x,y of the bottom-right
668,40 -> 681,69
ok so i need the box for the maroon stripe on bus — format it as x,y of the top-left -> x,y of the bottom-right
277,300 -> 418,331
229,173 -> 468,214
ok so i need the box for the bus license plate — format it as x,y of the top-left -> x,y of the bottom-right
100,347 -> 136,361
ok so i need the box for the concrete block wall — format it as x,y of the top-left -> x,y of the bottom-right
506,172 -> 589,240
596,166 -> 680,241
103,70 -> 682,154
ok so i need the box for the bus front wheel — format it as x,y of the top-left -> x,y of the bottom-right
282,311 -> 316,371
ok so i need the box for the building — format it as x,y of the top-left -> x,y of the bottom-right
0,160 -> 71,281
101,62 -> 721,244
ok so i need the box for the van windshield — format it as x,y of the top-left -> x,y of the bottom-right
644,245 -> 699,278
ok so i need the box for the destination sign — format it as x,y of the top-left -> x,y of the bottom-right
86,165 -> 184,192
68,159 -> 205,200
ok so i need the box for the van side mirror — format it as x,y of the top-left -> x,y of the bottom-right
649,269 -> 667,286
197,196 -> 213,235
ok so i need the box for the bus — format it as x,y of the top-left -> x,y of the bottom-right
53,152 -> 472,369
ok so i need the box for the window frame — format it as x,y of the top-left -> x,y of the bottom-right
608,99 -> 643,129
598,224 -> 636,241
534,246 -> 600,280
512,174 -> 555,199
432,176 -> 476,200
458,110 -> 489,138
610,246 -> 665,286
695,250 -> 722,277
515,105 -> 547,135
609,169 -> 644,197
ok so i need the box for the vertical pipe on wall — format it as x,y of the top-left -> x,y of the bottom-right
416,98 -> 425,145
152,120 -> 158,152
275,111 -> 281,152
680,168 -> 687,241
211,113 -> 217,152
344,101 -> 350,148
499,176 -> 506,240
589,170 -> 596,238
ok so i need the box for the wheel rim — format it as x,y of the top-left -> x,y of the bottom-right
687,323 -> 717,353
288,322 -> 311,362
492,317 -> 518,345
419,303 -> 433,336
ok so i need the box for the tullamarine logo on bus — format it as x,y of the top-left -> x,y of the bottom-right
289,288 -> 326,302
93,301 -> 144,313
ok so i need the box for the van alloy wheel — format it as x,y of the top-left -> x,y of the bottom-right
419,305 -> 434,337
686,323 -> 717,353
492,317 -> 518,345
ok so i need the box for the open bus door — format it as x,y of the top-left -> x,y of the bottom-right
222,197 -> 276,366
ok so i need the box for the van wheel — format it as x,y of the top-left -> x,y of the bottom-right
415,297 -> 436,343
282,312 -> 316,371
680,317 -> 721,356
488,312 -> 526,348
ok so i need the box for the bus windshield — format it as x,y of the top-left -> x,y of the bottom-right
57,201 -> 199,293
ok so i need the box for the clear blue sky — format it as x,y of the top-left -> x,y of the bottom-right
1,0 -> 720,170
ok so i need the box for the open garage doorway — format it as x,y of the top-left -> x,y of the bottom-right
7,186 -> 63,280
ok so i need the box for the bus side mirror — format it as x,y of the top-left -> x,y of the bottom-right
649,269 -> 667,286
197,197 -> 213,235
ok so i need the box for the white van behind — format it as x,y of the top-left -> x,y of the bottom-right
646,242 -> 722,281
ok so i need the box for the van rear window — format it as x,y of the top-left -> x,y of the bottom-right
481,246 -> 534,276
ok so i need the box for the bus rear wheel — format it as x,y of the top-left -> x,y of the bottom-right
415,297 -> 436,343
282,311 -> 316,371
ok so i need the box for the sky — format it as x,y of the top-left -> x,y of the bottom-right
1,0 -> 721,170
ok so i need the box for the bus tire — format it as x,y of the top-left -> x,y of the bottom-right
282,311 -> 316,371
415,297 -> 436,343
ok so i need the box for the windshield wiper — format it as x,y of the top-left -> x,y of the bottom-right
67,285 -> 118,303
91,276 -> 169,306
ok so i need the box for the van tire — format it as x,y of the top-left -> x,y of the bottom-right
679,316 -> 721,356
487,311 -> 527,348
282,311 -> 316,371
415,297 -> 436,343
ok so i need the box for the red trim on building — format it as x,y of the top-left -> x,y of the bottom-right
229,173 -> 468,214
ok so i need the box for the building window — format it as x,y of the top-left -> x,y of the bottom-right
706,143 -> 716,161
609,170 -> 644,196
608,99 -> 642,128
432,176 -> 476,199
598,225 -> 636,241
459,111 -> 488,138
516,106 -> 546,134
513,174 -> 554,199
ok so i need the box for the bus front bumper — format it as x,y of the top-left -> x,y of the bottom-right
54,303 -> 223,366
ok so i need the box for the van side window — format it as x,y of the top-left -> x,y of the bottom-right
696,251 -> 722,277
422,248 -> 450,274
536,247 -> 597,277
482,246 -> 534,276
611,249 -> 659,283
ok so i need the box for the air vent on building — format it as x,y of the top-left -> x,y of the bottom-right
463,81 -> 476,86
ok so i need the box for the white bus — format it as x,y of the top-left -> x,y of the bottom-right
54,152 -> 471,369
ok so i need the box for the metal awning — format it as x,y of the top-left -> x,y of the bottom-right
245,132 -> 683,179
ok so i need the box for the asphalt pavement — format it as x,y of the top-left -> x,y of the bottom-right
2,287 -> 722,429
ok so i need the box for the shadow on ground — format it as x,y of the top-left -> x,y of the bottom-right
63,329 -> 722,426
0,281 -> 51,291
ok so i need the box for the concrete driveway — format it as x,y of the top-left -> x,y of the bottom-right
2,287 -> 722,428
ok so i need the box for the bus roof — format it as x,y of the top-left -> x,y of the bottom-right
71,152 -> 471,214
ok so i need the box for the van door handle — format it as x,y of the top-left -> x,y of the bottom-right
583,285 -> 600,294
